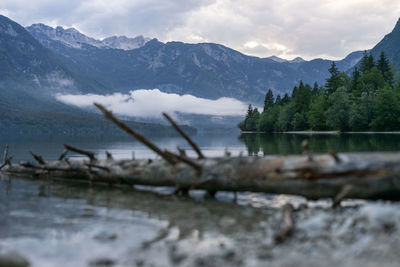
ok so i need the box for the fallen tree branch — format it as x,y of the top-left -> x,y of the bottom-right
30,151 -> 45,165
94,103 -> 176,165
64,144 -> 96,161
2,151 -> 400,200
163,112 -> 205,159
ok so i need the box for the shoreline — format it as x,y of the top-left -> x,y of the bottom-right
241,131 -> 400,135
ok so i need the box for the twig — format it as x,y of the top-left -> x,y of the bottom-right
177,146 -> 187,157
3,144 -> 9,162
332,185 -> 353,208
64,144 -> 96,161
0,156 -> 12,170
30,151 -> 45,165
162,113 -> 205,159
106,151 -> 113,160
58,150 -> 68,161
328,149 -> 341,163
275,204 -> 294,244
94,103 -> 176,165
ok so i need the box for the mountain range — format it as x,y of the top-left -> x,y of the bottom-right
0,14 -> 399,134
25,23 -> 365,103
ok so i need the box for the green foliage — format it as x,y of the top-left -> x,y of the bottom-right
308,95 -> 327,130
377,51 -> 394,87
325,87 -> 352,131
358,67 -> 386,93
293,81 -> 312,114
360,51 -> 375,73
276,103 -> 295,132
239,105 -> 260,131
275,95 -> 282,105
371,85 -> 400,130
326,62 -> 349,94
258,106 -> 280,132
349,92 -> 375,131
238,50 -> 399,133
291,112 -> 308,130
263,89 -> 274,112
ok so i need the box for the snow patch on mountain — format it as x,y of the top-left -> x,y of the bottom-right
26,23 -> 150,50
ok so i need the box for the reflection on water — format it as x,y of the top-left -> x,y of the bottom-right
239,133 -> 400,156
2,132 -> 400,162
0,133 -> 245,162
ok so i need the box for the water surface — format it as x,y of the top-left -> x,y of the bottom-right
1,132 -> 400,266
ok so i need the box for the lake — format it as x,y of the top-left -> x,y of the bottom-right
3,132 -> 400,161
1,132 -> 400,266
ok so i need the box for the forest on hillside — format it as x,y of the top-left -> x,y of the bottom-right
239,51 -> 400,132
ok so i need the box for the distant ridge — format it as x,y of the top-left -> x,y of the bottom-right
27,23 -> 151,50
26,22 -> 365,103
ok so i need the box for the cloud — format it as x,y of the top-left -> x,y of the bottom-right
2,0 -> 400,59
56,89 -> 248,117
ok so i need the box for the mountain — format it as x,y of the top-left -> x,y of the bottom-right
0,15 -> 192,135
26,23 -> 364,104
27,23 -> 150,50
370,18 -> 400,72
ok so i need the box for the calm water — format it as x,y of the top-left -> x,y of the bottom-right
1,132 -> 399,266
3,132 -> 400,161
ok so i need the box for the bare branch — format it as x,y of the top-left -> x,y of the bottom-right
3,144 -> 9,162
94,103 -> 176,165
30,151 -> 45,165
58,150 -> 68,161
162,112 -> 205,159
64,144 -> 96,161
332,185 -> 353,208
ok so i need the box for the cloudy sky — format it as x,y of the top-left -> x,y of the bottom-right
1,0 -> 399,60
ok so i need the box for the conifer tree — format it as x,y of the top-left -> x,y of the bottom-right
377,51 -> 394,87
350,67 -> 361,96
326,62 -> 342,94
263,89 -> 274,112
275,95 -> 282,105
360,51 -> 375,73
312,82 -> 319,96
281,93 -> 290,105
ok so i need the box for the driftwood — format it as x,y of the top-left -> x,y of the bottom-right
1,104 -> 400,202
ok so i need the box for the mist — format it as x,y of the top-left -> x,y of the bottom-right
56,89 -> 249,118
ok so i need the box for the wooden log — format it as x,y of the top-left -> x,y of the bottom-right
2,151 -> 400,201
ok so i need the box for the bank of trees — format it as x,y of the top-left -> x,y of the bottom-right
239,51 -> 400,132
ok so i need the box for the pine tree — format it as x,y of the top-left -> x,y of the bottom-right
312,82 -> 319,96
377,51 -> 394,87
350,67 -> 361,96
360,51 -> 375,73
326,62 -> 342,94
263,89 -> 274,112
281,93 -> 290,105
275,95 -> 282,105
291,86 -> 298,98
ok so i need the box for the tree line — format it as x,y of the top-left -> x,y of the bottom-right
238,51 -> 400,132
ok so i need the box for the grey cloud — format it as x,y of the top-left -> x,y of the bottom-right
1,0 -> 399,59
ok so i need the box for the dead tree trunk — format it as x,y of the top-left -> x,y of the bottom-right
2,152 -> 400,201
